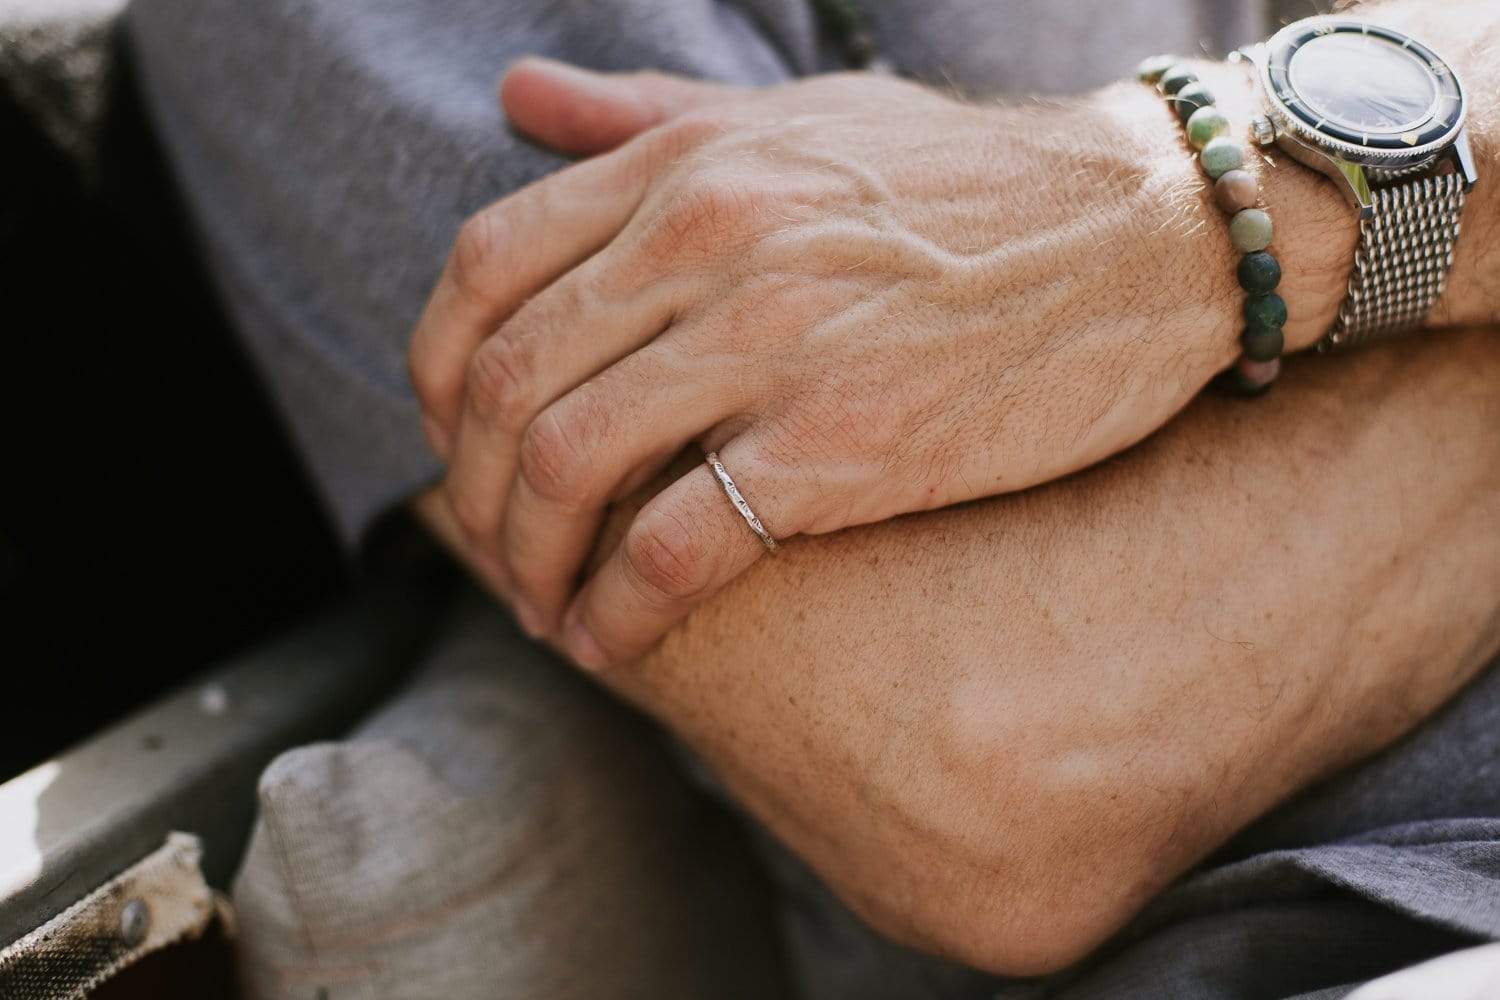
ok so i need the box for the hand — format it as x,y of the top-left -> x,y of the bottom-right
409,57 -> 1349,669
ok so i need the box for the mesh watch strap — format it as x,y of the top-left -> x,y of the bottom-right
1319,171 -> 1466,352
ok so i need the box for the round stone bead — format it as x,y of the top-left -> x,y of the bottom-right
1237,251 -> 1281,294
1199,136 -> 1244,178
1136,55 -> 1177,83
1230,355 -> 1280,394
1159,65 -> 1198,96
1241,323 -> 1285,362
1214,169 -> 1259,214
1229,208 -> 1273,252
1174,82 -> 1216,123
1244,292 -> 1288,329
1186,106 -> 1230,149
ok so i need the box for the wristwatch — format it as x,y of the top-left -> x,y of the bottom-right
1236,16 -> 1477,351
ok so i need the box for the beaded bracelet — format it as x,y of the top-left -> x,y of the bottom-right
1136,56 -> 1286,395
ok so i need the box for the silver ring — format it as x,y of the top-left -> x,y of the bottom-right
705,452 -> 778,552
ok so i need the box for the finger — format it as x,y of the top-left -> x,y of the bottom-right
408,145 -> 652,453
442,251 -> 683,589
502,345 -> 751,634
500,57 -> 741,156
559,440 -> 795,671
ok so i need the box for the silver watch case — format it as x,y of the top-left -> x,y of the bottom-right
1235,16 -> 1477,220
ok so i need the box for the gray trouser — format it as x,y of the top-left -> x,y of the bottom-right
125,0 -> 1500,996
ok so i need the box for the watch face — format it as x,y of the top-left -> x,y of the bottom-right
1263,19 -> 1464,157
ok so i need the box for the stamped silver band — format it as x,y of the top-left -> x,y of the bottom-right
705,452 -> 778,552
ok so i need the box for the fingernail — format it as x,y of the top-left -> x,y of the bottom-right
563,618 -> 608,672
421,413 -> 451,457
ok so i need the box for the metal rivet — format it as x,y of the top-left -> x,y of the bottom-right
1250,115 -> 1278,147
119,898 -> 150,946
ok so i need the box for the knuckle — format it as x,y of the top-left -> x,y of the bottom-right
621,508 -> 712,605
769,385 -> 869,464
647,108 -> 727,160
465,335 -> 532,424
450,208 -> 506,301
646,174 -> 766,261
517,406 -> 592,505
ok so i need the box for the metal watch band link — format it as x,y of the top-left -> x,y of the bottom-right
1320,172 -> 1466,352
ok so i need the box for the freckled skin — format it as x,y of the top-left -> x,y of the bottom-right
411,0 -> 1500,976
420,329 -> 1500,975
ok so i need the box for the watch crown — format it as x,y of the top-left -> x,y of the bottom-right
1250,115 -> 1277,147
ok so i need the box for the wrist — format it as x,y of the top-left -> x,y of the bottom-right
1180,61 -> 1358,354
1093,64 -> 1353,377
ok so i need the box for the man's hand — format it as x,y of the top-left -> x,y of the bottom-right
408,58 -> 1359,669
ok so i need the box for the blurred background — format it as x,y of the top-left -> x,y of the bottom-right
0,0 -> 348,779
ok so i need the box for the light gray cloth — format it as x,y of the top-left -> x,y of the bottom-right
124,1 -> 1500,997
233,587 -> 789,1000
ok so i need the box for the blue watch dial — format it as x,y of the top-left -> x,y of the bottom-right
1289,33 -> 1435,133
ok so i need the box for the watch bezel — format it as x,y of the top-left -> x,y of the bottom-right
1260,17 -> 1466,166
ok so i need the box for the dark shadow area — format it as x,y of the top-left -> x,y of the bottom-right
0,37 -> 350,780
91,914 -> 239,1000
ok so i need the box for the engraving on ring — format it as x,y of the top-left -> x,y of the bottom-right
705,452 -> 779,552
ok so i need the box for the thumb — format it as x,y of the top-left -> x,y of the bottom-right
500,57 -> 739,156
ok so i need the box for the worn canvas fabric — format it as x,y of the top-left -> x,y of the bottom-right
0,833 -> 215,1000
231,589 -> 787,1000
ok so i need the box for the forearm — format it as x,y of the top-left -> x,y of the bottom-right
570,329 -> 1500,973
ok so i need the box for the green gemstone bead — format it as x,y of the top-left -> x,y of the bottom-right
1237,251 -> 1281,294
1174,82 -> 1215,123
1186,106 -> 1230,149
1244,293 -> 1288,329
1136,55 -> 1177,83
1159,65 -> 1197,96
1199,136 -> 1244,178
1241,323 -> 1284,362
1229,208 -> 1274,253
